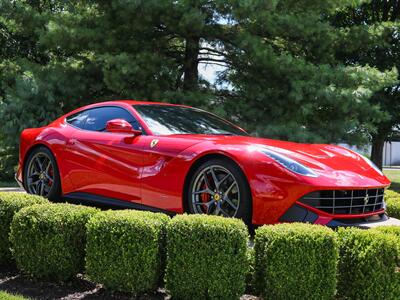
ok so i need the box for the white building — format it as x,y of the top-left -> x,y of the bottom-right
339,142 -> 400,167
383,142 -> 400,167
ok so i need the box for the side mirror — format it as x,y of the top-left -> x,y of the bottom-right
105,119 -> 142,136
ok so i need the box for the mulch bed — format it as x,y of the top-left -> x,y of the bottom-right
0,265 -> 167,300
0,266 -> 259,300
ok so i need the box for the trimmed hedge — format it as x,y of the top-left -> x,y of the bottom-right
0,291 -> 28,300
385,189 -> 400,200
165,214 -> 248,300
85,210 -> 169,294
337,227 -> 400,300
387,198 -> 400,219
0,192 -> 48,265
374,225 -> 400,239
1,192 -> 398,298
254,223 -> 338,300
10,203 -> 98,281
385,190 -> 400,219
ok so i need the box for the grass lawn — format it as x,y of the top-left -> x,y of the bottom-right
0,181 -> 19,188
384,169 -> 400,192
0,291 -> 29,300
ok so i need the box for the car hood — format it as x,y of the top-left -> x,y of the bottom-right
169,134 -> 389,186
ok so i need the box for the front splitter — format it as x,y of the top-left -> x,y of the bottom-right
327,215 -> 400,228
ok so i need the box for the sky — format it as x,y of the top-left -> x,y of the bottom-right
199,62 -> 225,84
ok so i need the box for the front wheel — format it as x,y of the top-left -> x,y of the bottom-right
23,146 -> 61,201
187,158 -> 252,224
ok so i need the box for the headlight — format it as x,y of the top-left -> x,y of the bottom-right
360,155 -> 384,176
260,148 -> 318,177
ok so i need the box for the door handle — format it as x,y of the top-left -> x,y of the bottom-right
68,139 -> 77,145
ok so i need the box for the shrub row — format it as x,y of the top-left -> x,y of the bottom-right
85,210 -> 169,294
254,224 -> 400,300
337,227 -> 400,299
386,190 -> 400,219
165,215 -> 248,299
254,223 -> 338,300
0,192 -> 49,265
5,199 -> 249,298
0,192 -> 399,299
375,225 -> 400,239
10,203 -> 98,281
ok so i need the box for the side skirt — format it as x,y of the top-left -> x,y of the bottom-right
63,192 -> 176,216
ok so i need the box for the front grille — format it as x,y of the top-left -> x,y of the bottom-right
299,188 -> 385,215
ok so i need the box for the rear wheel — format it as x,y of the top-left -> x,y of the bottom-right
187,158 -> 252,224
23,146 -> 61,201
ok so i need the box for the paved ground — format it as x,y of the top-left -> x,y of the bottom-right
356,216 -> 400,228
0,187 -> 24,193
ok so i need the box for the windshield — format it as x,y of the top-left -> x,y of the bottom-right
133,104 -> 248,136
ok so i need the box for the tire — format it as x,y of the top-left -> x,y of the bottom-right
23,146 -> 61,202
187,158 -> 252,225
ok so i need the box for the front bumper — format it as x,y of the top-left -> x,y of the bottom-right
279,203 -> 400,228
327,214 -> 400,228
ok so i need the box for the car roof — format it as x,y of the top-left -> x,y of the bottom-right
61,99 -> 192,119
58,99 -> 247,135
103,100 -> 186,106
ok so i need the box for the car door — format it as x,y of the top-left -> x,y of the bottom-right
65,106 -> 147,203
138,134 -> 204,212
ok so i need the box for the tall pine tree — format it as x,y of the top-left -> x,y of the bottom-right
219,0 -> 397,146
331,0 -> 400,168
0,0 -> 398,178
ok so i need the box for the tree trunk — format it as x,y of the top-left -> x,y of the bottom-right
371,135 -> 385,169
183,36 -> 200,91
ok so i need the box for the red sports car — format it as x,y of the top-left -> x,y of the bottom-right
16,100 -> 391,226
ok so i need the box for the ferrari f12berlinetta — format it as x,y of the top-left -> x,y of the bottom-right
16,100 -> 391,226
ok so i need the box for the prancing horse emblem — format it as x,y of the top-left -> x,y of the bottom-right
364,194 -> 369,205
150,139 -> 159,148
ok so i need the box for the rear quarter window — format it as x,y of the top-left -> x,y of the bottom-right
66,111 -> 89,129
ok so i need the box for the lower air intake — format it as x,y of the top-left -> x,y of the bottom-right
299,188 -> 385,215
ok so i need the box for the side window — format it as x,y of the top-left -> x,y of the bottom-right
66,111 -> 89,129
84,106 -> 141,132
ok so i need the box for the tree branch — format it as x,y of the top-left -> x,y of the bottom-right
199,47 -> 227,56
198,58 -> 230,63
198,61 -> 229,67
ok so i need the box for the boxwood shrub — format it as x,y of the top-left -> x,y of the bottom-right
85,210 -> 169,294
385,190 -> 400,199
374,225 -> 400,239
165,214 -> 248,300
10,203 -> 98,281
254,223 -> 338,300
0,291 -> 28,300
387,198 -> 400,219
385,190 -> 400,218
0,192 -> 48,265
337,227 -> 400,299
